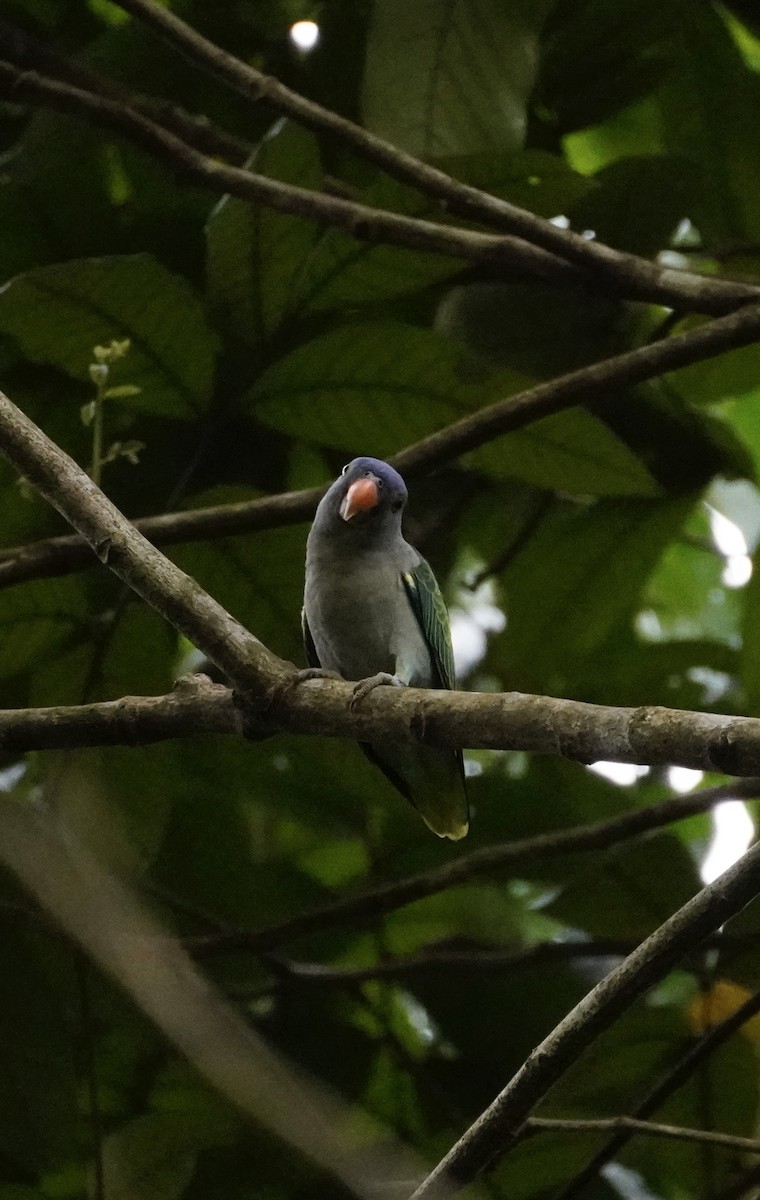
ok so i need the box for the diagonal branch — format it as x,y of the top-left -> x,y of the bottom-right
4,297 -> 760,593
409,843 -> 760,1198
0,61 -> 579,291
1,52 -> 758,315
0,388 -> 290,702
109,0 -> 760,313
552,986 -> 760,1199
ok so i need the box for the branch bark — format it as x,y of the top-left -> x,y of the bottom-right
4,298 -> 760,592
5,675 -> 760,780
410,841 -> 760,1197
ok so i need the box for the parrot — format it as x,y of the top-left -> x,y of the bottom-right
302,456 -> 469,840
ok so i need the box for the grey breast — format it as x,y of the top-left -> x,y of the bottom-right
304,545 -> 433,686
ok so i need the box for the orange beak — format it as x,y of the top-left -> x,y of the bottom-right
340,476 -> 379,521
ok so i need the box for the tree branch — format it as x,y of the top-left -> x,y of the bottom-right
2,52 -> 759,316
268,940 -> 640,985
4,297 -> 760,593
6,674 -> 760,781
0,61 -> 580,291
409,843 -> 760,1198
190,778 -> 760,957
0,17 -> 253,163
526,1115 -> 760,1158
261,932 -> 756,987
108,0 -> 760,314
0,675 -> 238,752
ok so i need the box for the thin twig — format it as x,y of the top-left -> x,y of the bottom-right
261,932 -> 757,987
270,940 -> 639,984
552,986 -> 760,1199
527,1115 -> 760,1157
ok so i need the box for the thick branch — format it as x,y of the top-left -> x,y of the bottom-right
0,675 -> 238,752
4,298 -> 760,592
410,841 -> 760,1197
6,677 -> 760,780
109,0 -> 760,314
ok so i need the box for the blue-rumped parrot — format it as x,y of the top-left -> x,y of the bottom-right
302,457 -> 469,840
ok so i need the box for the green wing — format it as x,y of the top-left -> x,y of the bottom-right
402,558 -> 456,690
301,608 -> 321,669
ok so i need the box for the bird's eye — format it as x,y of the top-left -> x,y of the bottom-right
341,464 -> 349,476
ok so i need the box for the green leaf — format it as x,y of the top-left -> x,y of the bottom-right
363,0 -> 555,157
0,255 -> 217,418
173,511 -> 305,668
249,322 -> 474,452
206,124 -> 323,341
540,0 -> 674,135
206,125 -> 461,335
100,1109 -> 235,1200
496,496 -> 694,691
569,154 -> 703,256
477,409 -> 660,496
544,834 -> 702,940
251,323 -> 657,495
0,575 -> 90,685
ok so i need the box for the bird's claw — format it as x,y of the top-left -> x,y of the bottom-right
350,672 -> 405,710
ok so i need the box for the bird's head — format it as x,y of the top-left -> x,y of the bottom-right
327,457 -> 408,532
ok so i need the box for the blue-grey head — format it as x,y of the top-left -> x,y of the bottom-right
316,457 -> 408,538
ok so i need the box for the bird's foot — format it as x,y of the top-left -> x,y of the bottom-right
350,672 -> 405,710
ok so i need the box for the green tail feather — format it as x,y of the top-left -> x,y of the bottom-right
362,741 -> 469,840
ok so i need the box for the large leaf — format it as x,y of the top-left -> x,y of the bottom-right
250,323 -> 658,496
493,496 -> 694,691
0,255 -> 217,418
363,0 -> 555,157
